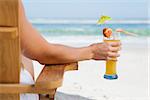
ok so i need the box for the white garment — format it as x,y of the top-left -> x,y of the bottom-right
20,68 -> 39,100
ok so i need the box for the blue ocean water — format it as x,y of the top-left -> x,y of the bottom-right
33,23 -> 150,36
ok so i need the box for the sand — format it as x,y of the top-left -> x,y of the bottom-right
33,36 -> 150,100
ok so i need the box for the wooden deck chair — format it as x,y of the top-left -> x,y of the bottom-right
0,0 -> 78,100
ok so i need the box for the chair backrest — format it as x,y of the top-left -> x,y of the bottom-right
0,0 -> 20,99
0,0 -> 18,27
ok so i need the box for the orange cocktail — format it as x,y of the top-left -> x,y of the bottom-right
104,40 -> 120,79
102,28 -> 120,80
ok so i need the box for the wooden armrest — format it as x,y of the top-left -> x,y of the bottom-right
0,63 -> 78,94
35,63 -> 78,89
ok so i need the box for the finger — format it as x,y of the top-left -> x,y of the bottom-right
108,52 -> 120,58
94,56 -> 107,60
109,42 -> 121,47
107,57 -> 118,61
109,46 -> 121,52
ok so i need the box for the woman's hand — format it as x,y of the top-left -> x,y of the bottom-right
90,42 -> 121,60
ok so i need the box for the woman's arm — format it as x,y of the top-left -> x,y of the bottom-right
19,1 -> 121,65
19,1 -> 93,64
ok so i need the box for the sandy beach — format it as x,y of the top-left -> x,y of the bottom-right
33,36 -> 150,100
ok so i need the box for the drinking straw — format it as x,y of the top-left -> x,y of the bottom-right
116,29 -> 138,37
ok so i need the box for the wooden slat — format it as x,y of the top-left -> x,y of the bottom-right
0,95 -> 19,100
35,63 -> 78,89
0,27 -> 18,39
0,0 -> 18,27
0,28 -> 20,83
0,84 -> 56,94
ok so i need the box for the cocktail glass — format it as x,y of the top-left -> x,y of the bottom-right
103,32 -> 120,80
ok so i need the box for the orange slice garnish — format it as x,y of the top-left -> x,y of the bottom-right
103,28 -> 112,38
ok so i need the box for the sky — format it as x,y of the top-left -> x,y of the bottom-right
23,0 -> 149,20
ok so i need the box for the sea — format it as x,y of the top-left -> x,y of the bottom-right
31,19 -> 150,46
31,19 -> 149,36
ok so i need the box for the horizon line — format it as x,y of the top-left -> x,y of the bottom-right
29,19 -> 150,24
